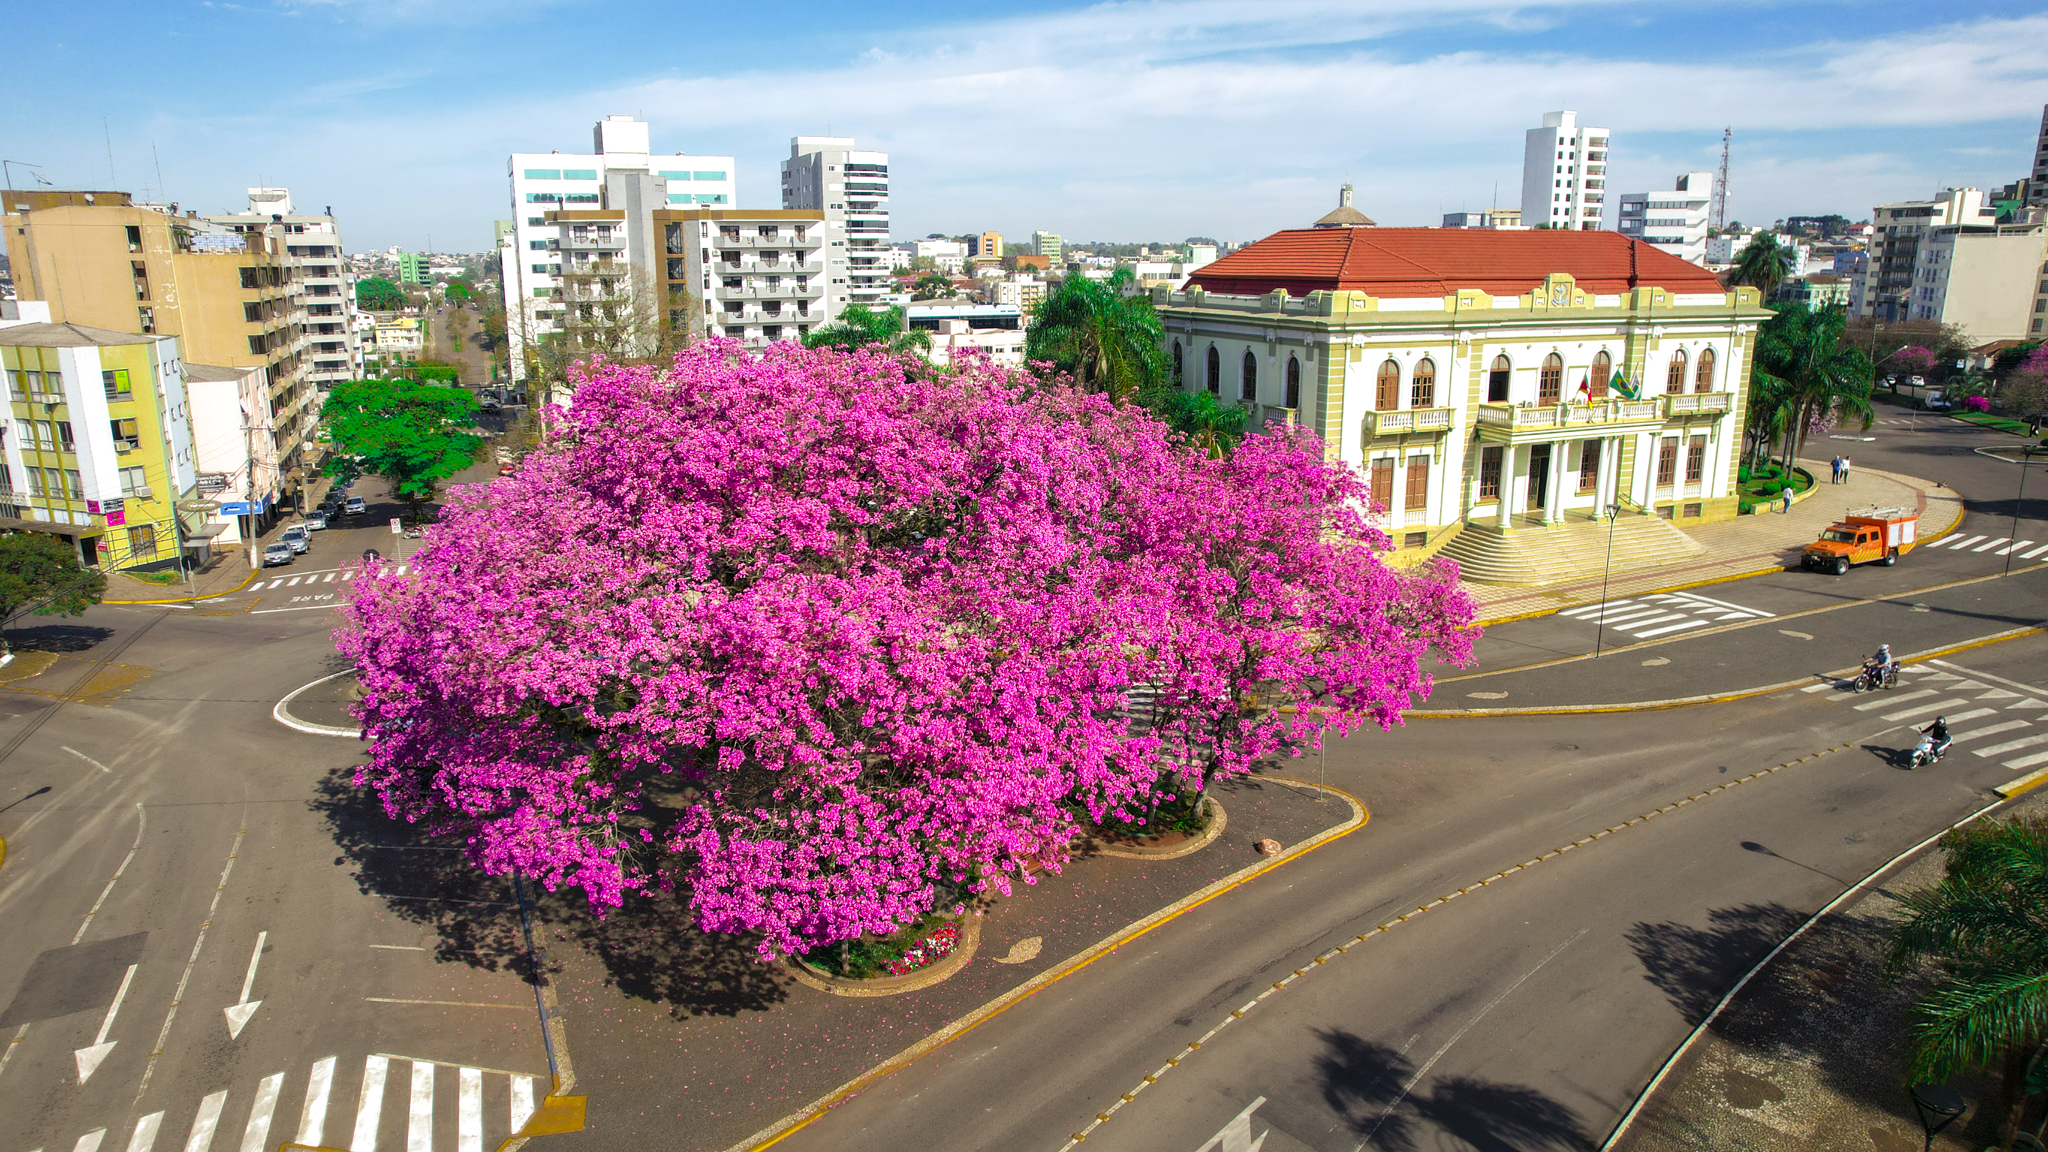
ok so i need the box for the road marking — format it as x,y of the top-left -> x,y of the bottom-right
2024,543 -> 2048,560
1800,681 -> 1836,693
1879,698 -> 1971,723
1974,733 -> 2048,758
2007,749 -> 2048,771
1952,720 -> 2033,744
286,577 -> 303,586
125,1112 -> 163,1152
1854,688 -> 1939,710
63,746 -> 113,773
75,963 -> 138,1083
1994,540 -> 2035,555
1667,590 -> 1774,617
237,1072 -> 282,1152
1929,659 -> 2048,696
1971,538 -> 2006,552
250,603 -> 350,615
183,1090 -> 226,1152
1631,618 -> 1717,639
1193,1096 -> 1267,1152
408,1061 -> 434,1152
1940,534 -> 1985,549
353,1055 -> 389,1152
136,826 -> 246,1104
459,1066 -> 484,1152
368,944 -> 428,951
364,997 -> 530,1009
72,1130 -> 106,1152
510,1077 -> 535,1136
1934,707 -> 1998,725
298,1057 -> 337,1147
224,931 -> 266,1039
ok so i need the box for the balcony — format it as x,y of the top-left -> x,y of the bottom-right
718,259 -> 825,276
562,233 -> 624,250
716,282 -> 825,301
715,232 -> 823,249
1362,407 -> 1455,439
1474,399 -> 1664,444
1662,391 -> 1734,418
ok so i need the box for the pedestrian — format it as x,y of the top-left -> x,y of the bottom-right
1831,455 -> 1843,484
1783,489 -> 1794,514
1842,456 -> 1852,482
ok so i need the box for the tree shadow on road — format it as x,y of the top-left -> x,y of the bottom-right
1314,1029 -> 1592,1151
3,623 -> 114,653
311,765 -> 789,1020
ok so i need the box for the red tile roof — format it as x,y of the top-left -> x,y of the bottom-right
1186,227 -> 1728,299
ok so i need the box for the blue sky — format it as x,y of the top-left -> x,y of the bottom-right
9,0 -> 2047,252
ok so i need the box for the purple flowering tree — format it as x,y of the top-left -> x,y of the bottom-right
337,343 -> 1477,957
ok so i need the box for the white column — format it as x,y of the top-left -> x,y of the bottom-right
1495,445 -> 1513,528
1545,439 -> 1567,524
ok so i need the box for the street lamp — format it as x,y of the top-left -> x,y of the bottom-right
1593,502 -> 1622,658
1908,1083 -> 1965,1152
2006,442 -> 2041,577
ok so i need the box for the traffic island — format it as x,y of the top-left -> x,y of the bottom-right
274,669 -> 363,736
450,774 -> 1361,1152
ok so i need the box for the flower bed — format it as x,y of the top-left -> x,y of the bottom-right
798,911 -> 966,981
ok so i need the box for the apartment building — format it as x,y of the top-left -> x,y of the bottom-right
1032,231 -> 1064,265
1521,111 -> 1610,231
185,361 -> 280,558
662,209 -> 829,347
1850,188 -> 1998,321
1442,210 -> 1524,229
970,231 -> 1003,259
781,136 -> 891,314
201,188 -> 361,390
0,309 -> 204,571
503,115 -> 736,382
1617,173 -> 1713,265
3,191 -> 324,492
1904,222 -> 2048,341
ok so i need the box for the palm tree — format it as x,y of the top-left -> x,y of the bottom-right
1729,233 -> 1795,299
1887,813 -> 2048,1148
1023,266 -> 1167,405
1750,303 -> 1873,473
802,304 -> 933,356
1147,388 -> 1248,459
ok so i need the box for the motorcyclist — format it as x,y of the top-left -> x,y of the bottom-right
1920,715 -> 1951,759
1864,644 -> 1896,685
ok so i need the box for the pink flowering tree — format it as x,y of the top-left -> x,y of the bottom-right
1889,345 -> 1938,377
337,343 -> 1477,958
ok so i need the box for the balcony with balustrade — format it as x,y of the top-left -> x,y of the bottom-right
715,231 -> 823,250
1661,391 -> 1734,419
1362,407 -> 1456,440
1474,398 -> 1664,444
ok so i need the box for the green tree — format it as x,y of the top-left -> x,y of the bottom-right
320,379 -> 484,521
1888,813 -> 2048,1149
1750,303 -> 1873,472
801,305 -> 932,355
445,278 -> 474,305
0,534 -> 106,651
1728,233 -> 1795,299
1023,266 -> 1165,405
1146,388 -> 1248,459
911,272 -> 955,300
356,277 -> 405,311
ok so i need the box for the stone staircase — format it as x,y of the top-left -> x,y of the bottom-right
1436,514 -> 1708,586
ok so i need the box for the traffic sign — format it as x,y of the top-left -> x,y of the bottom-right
390,518 -> 403,535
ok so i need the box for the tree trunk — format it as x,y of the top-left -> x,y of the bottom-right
1996,1042 -> 2038,1149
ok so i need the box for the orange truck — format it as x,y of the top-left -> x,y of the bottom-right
1801,506 -> 1920,575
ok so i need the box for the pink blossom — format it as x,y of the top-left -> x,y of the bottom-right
336,342 -> 1476,957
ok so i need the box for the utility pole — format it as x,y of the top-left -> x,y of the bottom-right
1712,128 -> 1733,231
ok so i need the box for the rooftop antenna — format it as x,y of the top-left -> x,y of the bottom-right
1713,127 -> 1732,231
104,118 -> 117,186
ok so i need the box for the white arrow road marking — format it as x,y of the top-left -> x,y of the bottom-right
135,827 -> 245,1105
75,964 -> 139,1084
1194,1095 -> 1268,1152
223,932 -> 267,1040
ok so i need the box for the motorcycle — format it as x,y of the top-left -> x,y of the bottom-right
1852,663 -> 1900,693
1909,734 -> 1950,770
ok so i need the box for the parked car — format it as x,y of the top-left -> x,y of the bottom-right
263,542 -> 295,567
306,512 -> 328,530
281,524 -> 311,554
345,496 -> 367,515
1921,390 -> 1952,411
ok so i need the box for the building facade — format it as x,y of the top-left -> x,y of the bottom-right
1905,222 -> 2048,341
0,317 -> 203,570
502,115 -> 736,383
1617,172 -> 1712,265
185,361 -> 280,558
1849,188 -> 1997,321
662,209 -> 829,347
1156,228 -> 1768,566
781,136 -> 891,314
971,231 -> 1003,259
201,187 -> 361,392
1442,209 -> 1523,230
1521,111 -> 1610,232
1032,231 -> 1064,265
4,193 -> 324,497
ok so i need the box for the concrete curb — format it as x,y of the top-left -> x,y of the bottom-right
105,566 -> 261,605
1599,795 -> 2011,1151
272,670 -> 363,737
786,913 -> 984,998
1087,796 -> 1228,860
723,776 -> 1368,1152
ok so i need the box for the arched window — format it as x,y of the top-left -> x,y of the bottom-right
1376,359 -> 1400,412
1487,355 -> 1512,402
1666,348 -> 1688,395
1285,356 -> 1301,408
1539,352 -> 1563,405
1695,347 -> 1716,393
1590,351 -> 1612,399
1206,345 -> 1220,394
1172,340 -> 1183,385
1410,357 -> 1436,408
1241,349 -> 1257,401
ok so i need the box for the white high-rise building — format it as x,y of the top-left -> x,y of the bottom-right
1617,172 -> 1713,265
201,188 -> 361,390
502,115 -> 735,383
781,137 -> 891,315
1521,111 -> 1610,231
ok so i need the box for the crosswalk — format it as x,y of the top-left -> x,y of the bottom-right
250,565 -> 411,592
1800,659 -> 2048,778
1555,590 -> 1773,639
28,1056 -> 538,1152
1919,533 -> 2048,560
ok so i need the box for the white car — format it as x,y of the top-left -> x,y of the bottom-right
263,543 -> 294,567
345,496 -> 367,515
281,525 -> 311,554
305,512 -> 328,530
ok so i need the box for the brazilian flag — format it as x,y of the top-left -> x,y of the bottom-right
1611,375 -> 1642,401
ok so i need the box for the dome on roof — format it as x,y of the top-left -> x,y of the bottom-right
1313,183 -> 1376,229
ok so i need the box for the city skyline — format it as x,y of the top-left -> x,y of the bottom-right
5,2 -> 2047,251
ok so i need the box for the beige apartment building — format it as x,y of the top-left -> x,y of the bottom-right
3,190 -> 323,498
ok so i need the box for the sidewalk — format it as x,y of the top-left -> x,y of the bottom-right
1465,459 -> 1964,624
1614,789 -> 2046,1152
101,553 -> 258,603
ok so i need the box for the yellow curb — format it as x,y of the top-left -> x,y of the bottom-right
104,566 -> 261,605
1996,766 -> 2048,799
724,777 -> 1368,1152
0,834 -> 7,874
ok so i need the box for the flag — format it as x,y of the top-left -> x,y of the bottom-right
1612,376 -> 1641,401
1574,373 -> 1591,402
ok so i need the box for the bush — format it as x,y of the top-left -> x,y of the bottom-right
1965,396 -> 1990,412
799,911 -> 964,979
